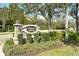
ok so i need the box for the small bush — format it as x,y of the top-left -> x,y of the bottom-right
4,39 -> 14,48
3,39 -> 14,56
68,32 -> 79,44
27,34 -> 34,43
18,34 -> 24,44
49,31 -> 64,41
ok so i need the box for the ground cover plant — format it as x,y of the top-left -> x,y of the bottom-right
3,39 -> 63,56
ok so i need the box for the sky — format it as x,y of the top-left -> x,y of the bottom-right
0,3 -> 9,8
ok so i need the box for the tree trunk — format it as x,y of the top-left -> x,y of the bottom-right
76,3 -> 79,32
65,4 -> 68,42
2,19 -> 5,32
76,21 -> 79,32
65,18 -> 68,41
48,17 -> 51,31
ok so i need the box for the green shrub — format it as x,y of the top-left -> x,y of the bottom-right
27,34 -> 34,43
18,34 -> 24,44
27,32 -> 41,43
49,32 -> 64,41
3,39 -> 14,56
27,32 -> 64,43
4,39 -> 14,48
40,32 -> 49,41
68,32 -> 79,44
40,32 -> 64,41
34,32 -> 41,42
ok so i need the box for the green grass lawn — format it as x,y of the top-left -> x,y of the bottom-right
37,45 -> 79,56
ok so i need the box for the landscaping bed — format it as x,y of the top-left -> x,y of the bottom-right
3,31 -> 79,56
3,39 -> 63,56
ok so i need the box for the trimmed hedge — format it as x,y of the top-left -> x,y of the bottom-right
27,31 -> 64,43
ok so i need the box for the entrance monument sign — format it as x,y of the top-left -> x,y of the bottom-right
13,22 -> 40,45
22,25 -> 40,34
22,25 -> 40,43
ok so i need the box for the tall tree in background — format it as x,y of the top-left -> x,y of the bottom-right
69,3 -> 79,32
23,3 -> 55,30
23,3 -> 68,30
0,7 -> 9,31
9,3 -> 25,24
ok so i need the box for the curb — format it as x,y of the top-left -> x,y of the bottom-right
0,42 -> 5,56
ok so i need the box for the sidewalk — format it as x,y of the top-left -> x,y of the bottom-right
0,42 -> 5,56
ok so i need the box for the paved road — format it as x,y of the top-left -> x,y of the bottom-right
0,34 -> 13,43
0,34 -> 13,56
